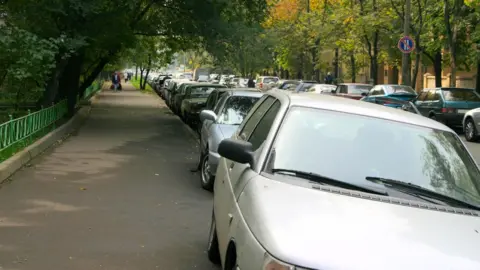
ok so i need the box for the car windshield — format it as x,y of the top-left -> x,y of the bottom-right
350,85 -> 372,94
386,85 -> 416,94
190,86 -> 222,98
270,107 -> 480,205
217,96 -> 260,125
296,83 -> 314,92
442,89 -> 480,101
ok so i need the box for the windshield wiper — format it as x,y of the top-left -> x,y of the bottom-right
365,177 -> 480,211
272,169 -> 388,196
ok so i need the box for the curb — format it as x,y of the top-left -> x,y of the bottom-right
0,106 -> 91,184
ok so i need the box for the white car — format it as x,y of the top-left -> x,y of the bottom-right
207,90 -> 480,270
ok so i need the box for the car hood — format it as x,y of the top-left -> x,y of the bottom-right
239,176 -> 480,270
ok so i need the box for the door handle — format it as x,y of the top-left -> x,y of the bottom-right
228,213 -> 233,224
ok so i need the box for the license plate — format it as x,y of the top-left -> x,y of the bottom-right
458,109 -> 469,113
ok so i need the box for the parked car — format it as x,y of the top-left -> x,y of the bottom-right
171,82 -> 197,114
256,76 -> 279,91
167,79 -> 190,108
363,96 -> 421,114
198,89 -> 263,191
305,84 -> 337,94
180,84 -> 227,124
362,84 -> 416,108
274,80 -> 300,91
294,81 -> 318,92
207,90 -> 480,270
416,87 -> 480,129
463,108 -> 480,142
333,83 -> 373,100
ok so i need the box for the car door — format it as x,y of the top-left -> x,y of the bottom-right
420,89 -> 437,116
214,96 -> 281,254
414,90 -> 429,115
201,93 -> 229,154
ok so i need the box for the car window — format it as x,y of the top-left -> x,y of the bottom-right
239,96 -> 276,141
248,100 -> 281,151
190,86 -> 217,98
442,89 -> 480,101
370,86 -> 385,96
205,91 -> 218,110
425,89 -> 437,101
213,93 -> 229,115
217,96 -> 261,125
350,85 -> 372,94
263,77 -> 277,84
417,90 -> 428,101
269,107 -> 480,206
339,85 -> 347,93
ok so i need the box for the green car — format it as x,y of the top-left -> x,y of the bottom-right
181,84 -> 227,124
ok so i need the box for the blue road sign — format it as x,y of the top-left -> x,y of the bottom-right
398,36 -> 415,53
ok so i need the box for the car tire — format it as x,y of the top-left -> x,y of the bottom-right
207,211 -> 220,264
201,151 -> 215,191
465,118 -> 478,142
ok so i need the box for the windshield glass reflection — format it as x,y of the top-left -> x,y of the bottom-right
270,107 -> 480,205
217,96 -> 260,125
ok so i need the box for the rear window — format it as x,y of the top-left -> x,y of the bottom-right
190,86 -> 223,98
263,77 -> 278,84
296,83 -> 314,92
443,89 -> 480,101
386,85 -> 416,94
350,85 -> 372,94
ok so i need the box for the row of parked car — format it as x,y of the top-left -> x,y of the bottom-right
153,76 -> 480,270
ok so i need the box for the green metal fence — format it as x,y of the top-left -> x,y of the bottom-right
83,80 -> 104,99
0,100 -> 67,161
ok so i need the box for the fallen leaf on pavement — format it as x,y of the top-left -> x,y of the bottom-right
80,187 -> 87,191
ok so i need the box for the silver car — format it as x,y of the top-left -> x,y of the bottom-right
207,90 -> 480,270
463,108 -> 480,142
198,89 -> 263,191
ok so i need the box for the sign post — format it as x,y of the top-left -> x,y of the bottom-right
398,36 -> 415,54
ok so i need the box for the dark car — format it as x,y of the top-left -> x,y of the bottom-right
171,82 -> 197,114
415,87 -> 480,129
180,84 -> 227,124
333,83 -> 373,100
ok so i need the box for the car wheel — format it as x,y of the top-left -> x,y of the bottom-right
207,211 -> 220,264
465,118 -> 478,142
201,151 -> 215,191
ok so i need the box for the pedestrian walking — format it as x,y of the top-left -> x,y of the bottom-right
324,72 -> 334,84
111,71 -> 121,91
247,77 -> 255,88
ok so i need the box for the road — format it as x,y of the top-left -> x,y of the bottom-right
2,84 -> 480,270
0,84 -> 219,270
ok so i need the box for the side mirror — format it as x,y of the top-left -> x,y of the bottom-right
361,92 -> 368,97
200,110 -> 217,122
218,139 -> 254,167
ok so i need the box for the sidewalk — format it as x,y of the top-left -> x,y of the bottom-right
0,83 -> 217,270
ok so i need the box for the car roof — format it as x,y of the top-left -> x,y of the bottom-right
339,83 -> 372,86
225,88 -> 263,97
268,90 -> 452,132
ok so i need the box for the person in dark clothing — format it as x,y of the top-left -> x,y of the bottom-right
247,78 -> 255,88
111,71 -> 121,91
324,72 -> 334,84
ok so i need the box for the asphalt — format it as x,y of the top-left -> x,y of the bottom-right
0,84 -> 219,270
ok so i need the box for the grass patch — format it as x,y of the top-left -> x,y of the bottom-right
130,78 -> 154,93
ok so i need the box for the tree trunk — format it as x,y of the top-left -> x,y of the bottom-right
78,56 -> 110,98
135,66 -> 138,79
58,51 -> 85,117
39,55 -> 69,107
433,50 -> 443,87
392,66 -> 399,84
444,0 -> 458,87
139,67 -> 144,89
412,51 -> 421,89
142,69 -> 150,90
350,53 -> 356,83
476,60 -> 480,93
371,31 -> 379,85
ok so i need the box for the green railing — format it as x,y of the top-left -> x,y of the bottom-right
83,80 -> 104,99
0,100 -> 67,161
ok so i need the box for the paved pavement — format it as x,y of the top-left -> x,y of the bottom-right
462,138 -> 480,164
0,84 -> 219,270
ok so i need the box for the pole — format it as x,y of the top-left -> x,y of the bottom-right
401,0 -> 411,86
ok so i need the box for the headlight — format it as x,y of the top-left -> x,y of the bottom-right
263,253 -> 295,270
